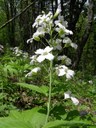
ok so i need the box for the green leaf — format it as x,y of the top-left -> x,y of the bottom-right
43,120 -> 92,128
0,107 -> 47,128
3,64 -> 17,76
0,93 -> 5,100
0,117 -> 32,128
51,105 -> 67,120
17,83 -> 48,96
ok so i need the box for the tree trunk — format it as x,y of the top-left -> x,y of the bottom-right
4,0 -> 16,46
73,0 -> 94,69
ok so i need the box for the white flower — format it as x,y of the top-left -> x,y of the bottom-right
56,65 -> 67,76
57,55 -> 71,65
23,52 -> 28,58
30,55 -> 37,65
32,15 -> 42,28
55,17 -> 68,27
25,67 -> 41,77
13,47 -> 23,56
71,97 -> 79,105
55,22 -> 73,35
88,80 -> 93,84
32,67 -> 41,73
54,44 -> 62,51
33,14 -> 53,35
54,8 -> 61,18
63,37 -> 71,44
32,11 -> 53,33
53,39 -> 62,50
64,91 -> 79,105
63,37 -> 77,49
66,69 -> 75,79
64,91 -> 71,99
64,29 -> 73,35
35,46 -> 54,63
32,31 -> 41,41
56,65 -> 74,79
71,43 -> 78,49
46,11 -> 53,20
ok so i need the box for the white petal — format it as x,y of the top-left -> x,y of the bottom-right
30,55 -> 37,64
32,22 -> 37,28
44,46 -> 53,53
32,67 -> 41,73
71,97 -> 79,105
56,23 -> 65,29
30,60 -> 34,65
71,43 -> 78,49
36,55 -> 45,63
56,39 -> 62,43
60,65 -> 68,70
54,8 -> 61,18
64,91 -> 71,99
65,58 -> 71,65
63,37 -> 72,44
25,70 -> 33,77
45,53 -> 54,61
54,45 -> 62,50
35,49 -> 44,54
54,20 -> 60,26
33,31 -> 40,37
56,8 -> 61,14
66,70 -> 74,79
30,55 -> 37,60
56,68 -> 65,76
57,56 -> 62,60
55,27 -> 61,33
64,29 -> 73,35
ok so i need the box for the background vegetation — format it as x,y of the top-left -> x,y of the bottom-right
0,0 -> 96,127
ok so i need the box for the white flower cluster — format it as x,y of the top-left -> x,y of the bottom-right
27,11 -> 53,43
11,47 -> 28,58
56,65 -> 74,79
58,55 -> 71,66
26,8 -> 77,80
27,8 -> 77,51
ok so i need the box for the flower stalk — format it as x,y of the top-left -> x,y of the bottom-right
45,60 -> 53,124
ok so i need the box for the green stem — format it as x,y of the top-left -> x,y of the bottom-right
45,24 -> 53,125
45,60 -> 52,124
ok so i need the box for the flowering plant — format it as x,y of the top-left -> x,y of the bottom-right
26,8 -> 79,124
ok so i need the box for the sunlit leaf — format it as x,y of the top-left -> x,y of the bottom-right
0,107 -> 46,128
43,120 -> 92,128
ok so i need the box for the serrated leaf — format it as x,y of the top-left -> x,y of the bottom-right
17,83 -> 48,96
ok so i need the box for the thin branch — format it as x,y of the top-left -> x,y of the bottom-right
0,1 -> 36,30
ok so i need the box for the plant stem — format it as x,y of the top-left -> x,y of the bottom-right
45,60 -> 52,124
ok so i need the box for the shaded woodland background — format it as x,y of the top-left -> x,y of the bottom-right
0,0 -> 96,73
